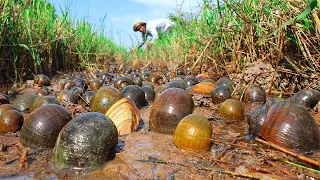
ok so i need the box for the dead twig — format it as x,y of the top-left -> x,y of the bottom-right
256,138 -> 320,167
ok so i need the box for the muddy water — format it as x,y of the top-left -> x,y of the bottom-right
0,103 -> 320,179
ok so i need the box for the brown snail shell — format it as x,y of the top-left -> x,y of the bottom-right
154,86 -> 164,101
20,88 -> 48,96
20,104 -> 72,149
114,76 -> 135,90
30,96 -> 60,112
132,77 -> 143,87
34,74 -> 51,87
148,74 -> 164,85
218,99 -> 244,121
259,102 -> 320,153
210,85 -> 232,104
243,84 -> 266,104
247,98 -> 287,138
73,77 -> 88,89
90,86 -> 121,114
0,104 -> 19,116
186,82 -> 217,96
89,79 -> 103,91
289,88 -> 320,110
0,94 -> 9,104
121,85 -> 148,109
141,71 -> 152,81
174,114 -> 212,150
57,90 -> 78,104
53,112 -> 118,171
162,81 -> 183,91
13,94 -> 39,112
182,76 -> 199,89
106,98 -> 140,135
149,88 -> 195,134
0,110 -> 23,134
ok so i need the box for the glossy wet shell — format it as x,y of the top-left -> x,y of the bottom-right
20,104 -> 72,149
0,104 -> 19,116
114,76 -> 135,90
57,90 -> 78,104
243,84 -> 266,104
34,74 -> 51,87
53,112 -> 118,171
149,88 -> 195,134
247,106 -> 269,137
289,88 -> 320,110
210,85 -> 232,104
30,96 -> 60,112
90,86 -> 121,114
106,98 -> 140,135
259,102 -> 320,153
13,94 -> 39,112
174,114 -> 212,150
148,74 -> 164,85
0,94 -> 9,104
0,110 -> 23,134
121,85 -> 148,109
162,81 -> 183,91
216,77 -> 234,91
218,99 -> 244,121
182,76 -> 199,89
81,91 -> 95,106
141,86 -> 155,103
89,79 -> 103,91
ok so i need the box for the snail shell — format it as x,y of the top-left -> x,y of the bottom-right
13,94 -> 39,112
154,86 -> 164,101
89,79 -> 103,91
81,91 -> 95,106
218,99 -> 244,121
182,76 -> 199,89
90,86 -> 121,114
289,88 -> 320,110
0,110 -> 23,134
73,77 -> 88,89
0,94 -> 9,104
20,104 -> 72,149
141,71 -> 152,81
148,74 -> 164,85
243,84 -> 266,104
114,76 -> 135,90
0,104 -> 19,116
121,85 -> 148,109
57,90 -> 78,104
162,81 -> 183,91
141,86 -> 155,103
30,96 -> 60,112
20,88 -> 48,96
174,114 -> 212,150
34,74 -> 51,87
132,77 -> 143,87
149,88 -> 195,134
210,85 -> 232,104
53,112 -> 118,171
106,98 -> 140,135
259,102 -> 320,153
216,77 -> 234,91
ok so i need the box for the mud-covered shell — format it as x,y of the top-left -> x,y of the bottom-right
13,94 -> 39,112
53,112 -> 118,171
121,85 -> 148,109
30,96 -> 60,112
289,88 -> 320,110
106,98 -> 140,135
149,88 -> 195,134
114,76 -> 135,90
20,104 -> 72,149
259,102 -> 320,153
210,85 -> 232,104
90,86 -> 121,114
0,110 -> 23,134
34,74 -> 51,87
243,84 -> 266,104
174,114 -> 212,150
218,99 -> 244,121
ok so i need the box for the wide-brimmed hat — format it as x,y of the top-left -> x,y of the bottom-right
133,20 -> 146,32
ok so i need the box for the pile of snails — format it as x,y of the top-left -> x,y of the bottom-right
0,65 -> 319,173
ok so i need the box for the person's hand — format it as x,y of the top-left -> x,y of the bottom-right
130,48 -> 137,54
145,42 -> 151,50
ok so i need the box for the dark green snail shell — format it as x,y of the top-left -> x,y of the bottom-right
290,88 -> 320,110
216,77 -> 234,92
53,112 -> 118,171
141,86 -> 155,103
210,85 -> 232,104
121,85 -> 148,108
182,76 -> 199,89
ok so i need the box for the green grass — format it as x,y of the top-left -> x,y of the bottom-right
0,0 -> 127,82
130,0 -> 320,76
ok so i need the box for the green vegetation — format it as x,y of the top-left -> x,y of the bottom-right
0,0 -> 126,82
131,0 -> 320,77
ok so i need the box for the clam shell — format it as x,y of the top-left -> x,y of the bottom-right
186,82 -> 216,96
105,98 -> 140,135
